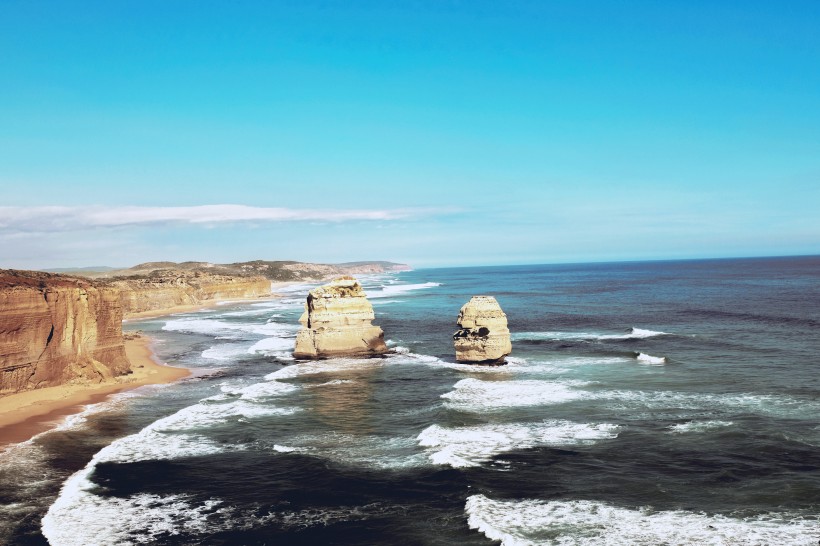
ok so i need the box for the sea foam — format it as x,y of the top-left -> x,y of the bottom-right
465,494 -> 819,546
667,420 -> 735,434
442,378 -> 593,412
365,282 -> 441,299
418,420 -> 620,468
636,352 -> 666,365
512,327 -> 668,342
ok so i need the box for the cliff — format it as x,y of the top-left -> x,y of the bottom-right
293,276 -> 388,359
453,296 -> 512,363
101,271 -> 271,317
0,270 -> 131,394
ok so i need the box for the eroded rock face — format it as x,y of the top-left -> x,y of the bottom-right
453,296 -> 512,363
0,270 -> 131,394
293,276 -> 388,359
104,271 -> 271,317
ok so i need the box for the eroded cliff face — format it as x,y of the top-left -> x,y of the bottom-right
453,296 -> 512,363
103,271 -> 271,317
0,271 -> 131,394
293,276 -> 388,359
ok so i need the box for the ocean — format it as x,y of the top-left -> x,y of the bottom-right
1,256 -> 819,545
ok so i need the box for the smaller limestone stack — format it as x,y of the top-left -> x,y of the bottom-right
293,276 -> 388,359
453,296 -> 512,363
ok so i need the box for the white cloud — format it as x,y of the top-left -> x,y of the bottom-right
0,205 -> 446,233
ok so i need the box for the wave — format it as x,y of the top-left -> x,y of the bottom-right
399,350 -> 630,376
636,352 -> 666,365
247,336 -> 295,357
201,343 -> 253,361
162,317 -> 298,339
264,358 -> 388,381
44,493 -> 233,546
418,420 -> 619,468
442,378 -> 594,412
668,420 -> 734,434
365,282 -> 441,299
465,494 -> 819,546
41,373 -> 305,543
512,327 -> 668,342
440,377 -> 820,418
265,432 -> 429,470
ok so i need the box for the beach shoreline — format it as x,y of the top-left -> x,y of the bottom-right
0,282 -> 308,449
0,334 -> 190,448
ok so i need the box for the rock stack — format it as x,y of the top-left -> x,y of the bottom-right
453,296 -> 512,363
293,276 -> 388,359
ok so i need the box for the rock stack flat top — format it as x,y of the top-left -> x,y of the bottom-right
293,276 -> 388,359
453,295 -> 512,363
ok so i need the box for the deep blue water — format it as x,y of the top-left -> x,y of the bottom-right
1,256 -> 819,545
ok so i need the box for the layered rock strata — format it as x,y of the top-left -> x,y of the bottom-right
102,271 -> 271,317
293,276 -> 388,359
453,296 -> 512,363
0,270 -> 131,394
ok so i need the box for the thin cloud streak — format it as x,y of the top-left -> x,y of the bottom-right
0,205 -> 452,233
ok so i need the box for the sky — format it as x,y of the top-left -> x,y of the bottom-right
1,0 -> 818,269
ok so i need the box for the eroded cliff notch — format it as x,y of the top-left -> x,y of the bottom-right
453,295 -> 512,363
293,276 -> 388,359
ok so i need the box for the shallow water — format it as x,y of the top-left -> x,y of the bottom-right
1,256 -> 819,545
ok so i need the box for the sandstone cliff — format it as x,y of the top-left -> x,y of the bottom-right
293,276 -> 388,359
102,271 -> 271,317
0,270 -> 131,394
453,296 -> 512,363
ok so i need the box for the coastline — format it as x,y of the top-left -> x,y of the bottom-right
0,334 -> 190,448
121,282 -> 309,321
0,283 -> 305,449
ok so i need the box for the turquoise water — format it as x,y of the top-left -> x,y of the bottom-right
1,256 -> 819,544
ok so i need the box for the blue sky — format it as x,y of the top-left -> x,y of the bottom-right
1,1 -> 818,269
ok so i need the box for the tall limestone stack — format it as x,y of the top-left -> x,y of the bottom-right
453,296 -> 512,363
293,276 -> 388,359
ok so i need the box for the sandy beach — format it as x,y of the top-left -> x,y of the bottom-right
0,334 -> 190,448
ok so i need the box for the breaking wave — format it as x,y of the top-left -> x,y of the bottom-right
465,494 -> 819,546
512,328 -> 668,342
365,282 -> 441,299
636,352 -> 666,365
418,421 -> 620,468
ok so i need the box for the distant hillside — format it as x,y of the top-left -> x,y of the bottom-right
42,266 -> 120,274
84,260 -> 411,282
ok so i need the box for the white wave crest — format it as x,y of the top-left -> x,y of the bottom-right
265,358 -> 386,381
465,494 -> 820,546
512,328 -> 668,342
201,343 -> 251,361
418,421 -> 619,468
247,336 -> 295,357
442,378 -> 593,412
668,420 -> 734,434
365,282 -> 440,299
44,494 -> 230,545
162,317 -> 297,339
636,352 -> 666,365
